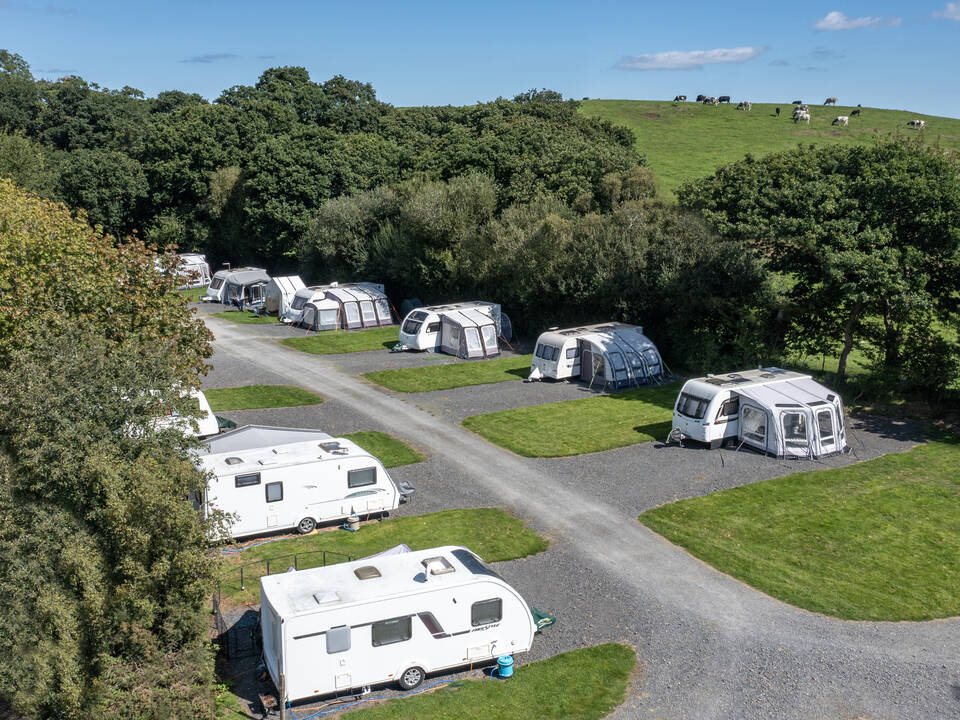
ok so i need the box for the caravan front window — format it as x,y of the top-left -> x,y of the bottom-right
782,412 -> 808,448
402,318 -> 422,334
372,616 -> 412,647
676,393 -> 710,419
291,295 -> 307,311
210,277 -> 224,290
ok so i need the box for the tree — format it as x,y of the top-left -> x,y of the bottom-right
678,142 -> 960,386
0,49 -> 41,132
55,148 -> 148,236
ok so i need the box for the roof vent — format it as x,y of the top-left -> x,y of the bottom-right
548,326 -> 559,331
421,556 -> 455,581
313,590 -> 340,605
354,565 -> 381,580
225,456 -> 243,465
320,441 -> 347,455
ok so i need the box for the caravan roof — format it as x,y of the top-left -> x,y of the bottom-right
684,368 -> 812,396
261,546 -> 504,618
419,301 -> 496,314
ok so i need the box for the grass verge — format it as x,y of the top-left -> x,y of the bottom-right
177,286 -> 207,302
212,310 -> 279,325
364,355 -> 533,392
220,508 -> 549,604
204,384 -> 323,412
342,430 -> 425,467
341,643 -> 636,720
281,327 -> 399,354
640,440 -> 960,621
463,382 -> 679,457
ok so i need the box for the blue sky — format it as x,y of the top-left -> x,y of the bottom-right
2,1 -> 959,117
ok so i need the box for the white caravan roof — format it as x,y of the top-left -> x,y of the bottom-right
537,322 -> 649,349
216,267 -> 270,286
267,276 -> 305,294
418,301 -> 498,316
194,425 -> 382,475
261,545 -> 508,618
682,367 -> 812,398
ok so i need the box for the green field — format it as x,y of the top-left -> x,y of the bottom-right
342,644 -> 636,720
219,508 -> 548,604
212,309 -> 278,325
580,100 -> 960,199
342,430 -> 425,467
281,327 -> 399,354
640,441 -> 960,621
203,384 -> 323,411
463,383 -> 679,457
176,286 -> 207,302
364,355 -> 533,392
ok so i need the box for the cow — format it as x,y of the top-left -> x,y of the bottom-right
696,94 -> 706,102
824,97 -> 837,105
775,107 -> 781,117
792,106 -> 807,118
832,116 -> 849,126
792,100 -> 803,105
718,95 -> 731,103
907,120 -> 926,130
850,109 -> 861,117
736,101 -> 752,111
794,111 -> 811,124
673,95 -> 687,102
702,96 -> 719,105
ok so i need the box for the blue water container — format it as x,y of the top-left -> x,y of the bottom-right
497,655 -> 514,678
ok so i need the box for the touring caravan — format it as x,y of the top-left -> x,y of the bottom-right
264,276 -> 305,316
283,283 -> 394,330
529,323 -> 664,388
398,302 -> 502,358
259,545 -> 538,702
150,389 -> 220,439
194,426 -> 414,539
203,267 -> 271,305
670,367 -> 846,457
175,253 -> 211,289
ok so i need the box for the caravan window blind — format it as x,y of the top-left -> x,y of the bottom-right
348,468 -> 377,488
471,598 -> 502,627
676,393 -> 709,419
372,616 -> 411,647
235,473 -> 261,488
402,318 -> 422,334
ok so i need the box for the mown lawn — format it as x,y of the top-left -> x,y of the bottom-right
580,100 -> 960,200
364,355 -> 533,392
341,644 -> 636,720
281,327 -> 399,354
463,383 -> 680,457
343,430 -> 425,467
220,508 -> 549,604
204,384 -> 323,411
176,286 -> 207,302
212,309 -> 279,325
640,440 -> 960,621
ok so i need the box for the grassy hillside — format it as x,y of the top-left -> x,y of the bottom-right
580,100 -> 960,199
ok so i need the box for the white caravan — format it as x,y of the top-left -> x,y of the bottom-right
282,282 -> 393,329
203,267 -> 271,304
175,253 -> 211,289
530,323 -> 663,388
148,389 -> 219,439
398,302 -> 501,358
260,545 -> 537,702
264,276 -> 305,316
194,425 -> 414,539
671,367 -> 846,458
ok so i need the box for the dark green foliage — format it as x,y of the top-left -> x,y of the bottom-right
55,148 -> 148,236
678,141 -> 960,390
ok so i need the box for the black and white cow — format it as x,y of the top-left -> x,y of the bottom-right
907,119 -> 926,129
673,95 -> 687,102
718,95 -> 731,103
832,116 -> 849,126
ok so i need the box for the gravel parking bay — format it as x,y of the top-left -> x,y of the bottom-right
204,318 -> 960,719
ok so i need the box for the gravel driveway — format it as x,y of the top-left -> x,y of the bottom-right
203,316 -> 960,719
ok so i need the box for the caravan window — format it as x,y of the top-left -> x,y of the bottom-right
371,616 -> 412,647
235,473 -> 261,488
402,318 -> 423,334
360,301 -> 376,323
716,398 -> 739,420
326,625 -> 351,654
291,295 -> 307,310
210,277 -> 224,290
344,302 -> 360,324
471,598 -> 503,627
782,412 -> 808,448
426,322 -> 441,333
265,482 -> 283,503
676,393 -> 710,420
817,410 -> 835,444
348,468 -> 377,488
741,406 -> 767,443
566,347 -> 579,360
418,612 -> 445,637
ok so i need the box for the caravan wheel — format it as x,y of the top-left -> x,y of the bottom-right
398,666 -> 424,690
296,517 -> 316,534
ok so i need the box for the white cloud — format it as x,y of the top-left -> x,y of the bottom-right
616,46 -> 765,72
813,11 -> 901,30
932,2 -> 960,19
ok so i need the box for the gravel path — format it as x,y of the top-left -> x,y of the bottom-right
203,317 -> 960,719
